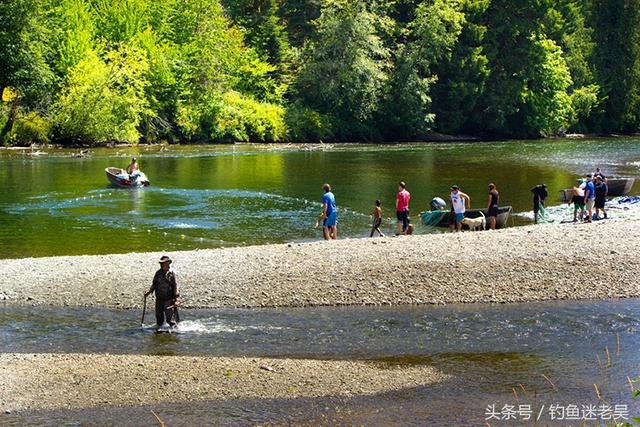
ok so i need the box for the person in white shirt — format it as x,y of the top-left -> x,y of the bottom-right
450,185 -> 470,232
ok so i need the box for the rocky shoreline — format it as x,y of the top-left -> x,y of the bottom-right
1,218 -> 639,309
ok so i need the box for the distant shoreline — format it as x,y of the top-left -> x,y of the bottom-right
1,133 -> 639,150
2,218 -> 639,309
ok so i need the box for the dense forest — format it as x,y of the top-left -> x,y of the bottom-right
1,0 -> 639,145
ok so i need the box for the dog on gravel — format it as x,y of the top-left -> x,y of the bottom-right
461,212 -> 486,231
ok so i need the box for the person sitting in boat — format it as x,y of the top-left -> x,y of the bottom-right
127,157 -> 140,178
144,256 -> 180,328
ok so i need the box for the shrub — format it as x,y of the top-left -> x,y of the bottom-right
8,111 -> 51,145
51,47 -> 150,144
285,104 -> 333,142
209,91 -> 288,142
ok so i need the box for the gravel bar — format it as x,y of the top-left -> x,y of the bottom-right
1,219 -> 639,309
0,353 -> 448,411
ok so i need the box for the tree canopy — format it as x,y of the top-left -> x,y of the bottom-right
1,0 -> 638,144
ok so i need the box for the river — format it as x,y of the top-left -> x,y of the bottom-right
1,138 -> 639,258
1,299 -> 639,425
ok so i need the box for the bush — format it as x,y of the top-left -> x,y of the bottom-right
8,111 -> 51,145
51,47 -> 150,144
569,84 -> 600,131
285,104 -> 333,142
208,91 -> 288,142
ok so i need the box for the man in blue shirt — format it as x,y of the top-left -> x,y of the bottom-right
321,183 -> 337,240
583,174 -> 596,223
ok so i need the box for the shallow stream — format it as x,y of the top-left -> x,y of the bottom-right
2,299 -> 639,425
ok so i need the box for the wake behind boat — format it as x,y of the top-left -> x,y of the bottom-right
105,167 -> 150,188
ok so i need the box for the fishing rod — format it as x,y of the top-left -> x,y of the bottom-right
140,294 -> 147,327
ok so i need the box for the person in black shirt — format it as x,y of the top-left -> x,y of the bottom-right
531,184 -> 548,224
594,175 -> 608,219
145,256 -> 180,327
486,183 -> 500,230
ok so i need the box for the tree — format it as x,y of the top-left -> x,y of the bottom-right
0,0 -> 55,143
222,0 -> 291,67
469,0 -> 575,137
295,0 -> 390,140
431,0 -> 489,135
589,0 -> 640,132
52,46 -> 151,143
379,0 -> 466,139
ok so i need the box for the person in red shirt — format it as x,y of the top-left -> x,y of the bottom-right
396,181 -> 411,235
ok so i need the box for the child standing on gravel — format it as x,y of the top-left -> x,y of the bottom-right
370,200 -> 385,237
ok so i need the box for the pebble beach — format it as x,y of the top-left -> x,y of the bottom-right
1,218 -> 639,309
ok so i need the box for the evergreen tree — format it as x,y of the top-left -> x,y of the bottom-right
295,1 -> 389,140
589,0 -> 640,132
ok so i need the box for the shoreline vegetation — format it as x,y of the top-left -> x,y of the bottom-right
2,1 -> 640,147
2,218 -> 639,310
2,133 -> 639,150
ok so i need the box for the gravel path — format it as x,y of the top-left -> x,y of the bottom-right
1,219 -> 639,309
0,353 -> 447,411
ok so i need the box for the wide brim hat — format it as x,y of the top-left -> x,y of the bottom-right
158,255 -> 172,264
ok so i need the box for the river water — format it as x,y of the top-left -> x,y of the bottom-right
1,300 -> 639,425
1,138 -> 639,258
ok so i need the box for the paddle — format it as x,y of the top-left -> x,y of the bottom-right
141,294 -> 147,327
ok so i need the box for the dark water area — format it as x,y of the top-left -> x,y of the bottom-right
2,299 -> 639,425
1,138 -> 640,258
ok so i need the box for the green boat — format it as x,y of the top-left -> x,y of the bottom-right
420,206 -> 513,229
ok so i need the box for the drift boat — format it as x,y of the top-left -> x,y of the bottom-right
105,167 -> 150,188
606,178 -> 635,197
420,206 -> 512,229
560,177 -> 634,202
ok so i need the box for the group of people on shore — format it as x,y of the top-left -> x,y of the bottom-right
319,181 -> 503,240
569,170 -> 608,223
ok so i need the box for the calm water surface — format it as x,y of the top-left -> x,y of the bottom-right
1,300 -> 639,425
1,139 -> 640,258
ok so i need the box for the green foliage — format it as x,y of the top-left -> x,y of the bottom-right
379,0 -> 466,139
52,47 -> 151,143
222,0 -> 291,66
0,0 -> 637,143
295,0 -> 389,140
521,37 -> 574,136
589,0 -> 640,132
210,91 -> 288,142
569,84 -> 599,131
52,0 -> 95,75
285,104 -> 333,142
431,0 -> 490,134
90,0 -> 151,45
8,111 -> 51,145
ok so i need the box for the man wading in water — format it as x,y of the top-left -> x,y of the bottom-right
321,183 -> 338,240
145,256 -> 180,328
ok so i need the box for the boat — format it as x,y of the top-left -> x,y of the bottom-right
105,167 -> 150,188
420,206 -> 513,229
606,178 -> 634,197
560,177 -> 634,202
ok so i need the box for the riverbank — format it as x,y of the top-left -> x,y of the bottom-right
0,353 -> 447,412
1,218 -> 639,308
1,133 -> 637,149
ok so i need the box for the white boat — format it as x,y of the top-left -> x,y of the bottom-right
105,167 -> 150,188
